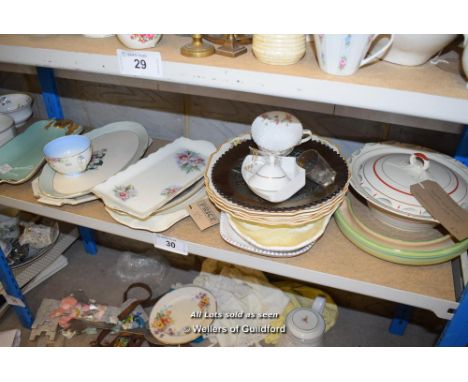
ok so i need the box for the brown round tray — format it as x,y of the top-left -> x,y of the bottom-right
211,138 -> 349,212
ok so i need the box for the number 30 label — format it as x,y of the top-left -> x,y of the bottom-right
154,234 -> 188,256
117,49 -> 163,78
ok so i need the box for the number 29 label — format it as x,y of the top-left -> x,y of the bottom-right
117,49 -> 163,78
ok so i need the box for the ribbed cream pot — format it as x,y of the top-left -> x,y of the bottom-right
252,34 -> 306,65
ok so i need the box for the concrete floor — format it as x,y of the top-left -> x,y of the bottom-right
0,239 -> 445,346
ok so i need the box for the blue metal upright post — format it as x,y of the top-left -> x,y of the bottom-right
454,126 -> 468,166
437,284 -> 468,346
389,304 -> 413,336
36,67 -> 98,255
0,248 -> 34,328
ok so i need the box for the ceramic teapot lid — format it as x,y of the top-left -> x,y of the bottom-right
350,143 -> 468,219
286,307 -> 325,340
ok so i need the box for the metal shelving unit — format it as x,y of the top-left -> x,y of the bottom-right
0,34 -> 467,345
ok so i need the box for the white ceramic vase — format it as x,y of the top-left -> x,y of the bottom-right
314,34 -> 393,76
380,34 -> 457,66
253,34 -> 306,65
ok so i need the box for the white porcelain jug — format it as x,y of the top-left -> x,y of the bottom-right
314,34 -> 393,76
278,296 -> 326,346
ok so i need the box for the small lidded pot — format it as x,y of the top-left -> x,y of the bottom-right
117,34 -> 163,50
43,135 -> 92,176
253,34 -> 306,65
251,111 -> 312,155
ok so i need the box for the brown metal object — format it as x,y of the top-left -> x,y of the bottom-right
181,34 -> 215,58
204,34 -> 252,57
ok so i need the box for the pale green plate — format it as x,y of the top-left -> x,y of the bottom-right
334,197 -> 468,266
0,120 -> 82,184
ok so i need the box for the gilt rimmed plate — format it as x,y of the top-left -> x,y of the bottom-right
149,286 -> 217,345
38,121 -> 149,199
0,119 -> 82,184
93,137 -> 216,219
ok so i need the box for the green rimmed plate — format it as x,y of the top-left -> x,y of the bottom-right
0,119 -> 82,184
334,197 -> 468,265
38,121 -> 149,199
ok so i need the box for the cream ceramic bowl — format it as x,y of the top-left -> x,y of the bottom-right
43,135 -> 92,176
376,34 -> 457,66
0,93 -> 33,127
117,34 -> 162,50
0,114 -> 15,147
253,34 -> 306,65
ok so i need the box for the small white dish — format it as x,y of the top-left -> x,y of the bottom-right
242,155 -> 305,203
117,34 -> 162,50
0,94 -> 33,127
32,178 -> 97,206
0,114 -> 15,147
251,111 -> 312,155
43,135 -> 92,176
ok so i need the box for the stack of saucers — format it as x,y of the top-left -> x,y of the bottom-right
34,121 -> 150,206
205,134 -> 351,257
93,137 -> 216,232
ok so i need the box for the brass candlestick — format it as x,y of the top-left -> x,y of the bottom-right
181,34 -> 215,58
205,34 -> 252,57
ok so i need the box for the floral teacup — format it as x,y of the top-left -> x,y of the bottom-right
43,135 -> 92,176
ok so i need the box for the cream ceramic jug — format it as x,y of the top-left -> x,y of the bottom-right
314,34 -> 393,76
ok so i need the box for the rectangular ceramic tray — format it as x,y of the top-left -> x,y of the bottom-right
92,137 -> 216,219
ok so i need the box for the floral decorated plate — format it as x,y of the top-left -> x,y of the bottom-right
149,286 -> 217,345
38,121 -> 149,199
93,137 -> 216,219
105,187 -> 206,232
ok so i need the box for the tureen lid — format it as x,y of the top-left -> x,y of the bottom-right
350,144 -> 468,219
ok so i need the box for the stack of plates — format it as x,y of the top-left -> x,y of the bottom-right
34,121 -> 150,206
93,137 -> 216,232
206,134 -> 351,256
335,192 -> 468,265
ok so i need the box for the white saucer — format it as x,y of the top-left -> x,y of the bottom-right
241,155 -> 305,203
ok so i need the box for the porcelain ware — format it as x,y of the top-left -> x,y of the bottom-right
43,135 -> 92,176
117,34 -> 162,50
314,34 -> 393,76
253,34 -> 306,65
0,93 -> 33,127
0,114 -> 15,147
251,111 -> 311,155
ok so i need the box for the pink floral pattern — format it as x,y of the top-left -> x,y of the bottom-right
176,150 -> 205,173
161,186 -> 182,197
339,56 -> 347,70
260,112 -> 294,125
113,184 -> 137,201
130,34 -> 158,43
195,292 -> 210,311
151,307 -> 175,336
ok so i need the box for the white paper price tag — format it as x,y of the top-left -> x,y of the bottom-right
117,49 -> 163,78
154,234 -> 188,256
3,294 -> 26,308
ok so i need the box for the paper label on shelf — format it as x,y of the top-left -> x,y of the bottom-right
117,49 -> 163,78
410,180 -> 468,241
187,198 -> 220,231
154,234 -> 188,256
3,294 -> 26,308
